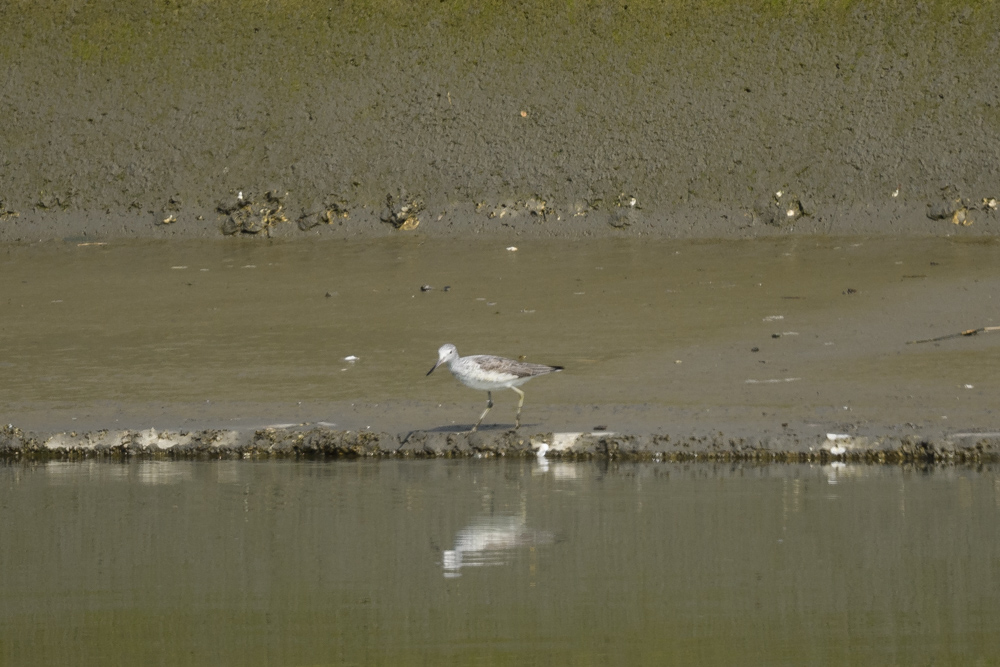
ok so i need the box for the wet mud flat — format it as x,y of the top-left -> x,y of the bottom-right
2,1 -> 999,242
2,235 -> 999,463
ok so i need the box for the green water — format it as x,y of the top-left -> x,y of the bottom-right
1,459 -> 998,665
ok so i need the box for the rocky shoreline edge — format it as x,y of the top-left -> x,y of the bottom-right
3,425 -> 998,465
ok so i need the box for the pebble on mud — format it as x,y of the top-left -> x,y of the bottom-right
927,198 -> 963,220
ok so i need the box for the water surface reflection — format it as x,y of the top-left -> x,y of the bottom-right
442,513 -> 555,578
2,460 -> 998,665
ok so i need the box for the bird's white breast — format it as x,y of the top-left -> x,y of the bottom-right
449,358 -> 522,390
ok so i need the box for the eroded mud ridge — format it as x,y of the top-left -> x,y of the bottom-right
2,425 -> 998,464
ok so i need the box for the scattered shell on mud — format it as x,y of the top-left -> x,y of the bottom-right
927,193 -> 997,226
524,197 -> 552,220
482,196 -> 553,221
382,192 -> 424,230
0,197 -> 20,220
219,190 -> 289,236
755,190 -> 808,226
608,193 -> 640,228
298,196 -> 350,230
154,194 -> 184,226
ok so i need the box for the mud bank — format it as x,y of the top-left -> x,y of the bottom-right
3,424 -> 999,464
2,1 -> 999,242
4,238 -> 999,453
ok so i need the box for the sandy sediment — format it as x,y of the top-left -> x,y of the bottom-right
3,425 -> 999,464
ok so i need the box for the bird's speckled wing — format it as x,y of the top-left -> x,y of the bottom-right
469,355 -> 561,378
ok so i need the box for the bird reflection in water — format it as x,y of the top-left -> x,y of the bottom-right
442,514 -> 555,578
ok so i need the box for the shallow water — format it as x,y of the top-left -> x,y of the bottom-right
2,236 -> 999,434
1,459 -> 998,665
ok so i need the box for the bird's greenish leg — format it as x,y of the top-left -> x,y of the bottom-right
472,391 -> 493,432
511,386 -> 525,429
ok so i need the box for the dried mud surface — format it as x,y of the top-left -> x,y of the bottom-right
1,0 -> 999,242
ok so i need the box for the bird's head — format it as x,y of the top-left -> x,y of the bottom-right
427,343 -> 459,376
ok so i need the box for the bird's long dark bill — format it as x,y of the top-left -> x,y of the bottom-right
427,360 -> 442,376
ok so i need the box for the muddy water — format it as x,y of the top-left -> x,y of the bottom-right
1,459 -> 998,664
2,236 -> 999,435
